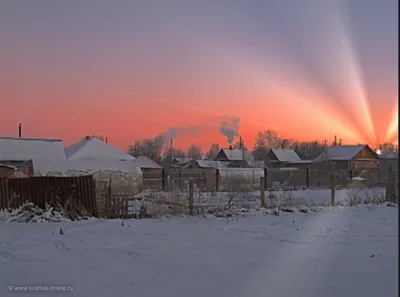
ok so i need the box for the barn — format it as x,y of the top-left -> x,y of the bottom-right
312,144 -> 379,170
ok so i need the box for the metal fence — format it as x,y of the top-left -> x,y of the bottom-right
0,175 -> 97,216
142,168 -> 396,192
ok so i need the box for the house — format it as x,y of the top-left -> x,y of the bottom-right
378,152 -> 398,172
159,156 -> 193,168
64,136 -> 135,161
215,148 -> 254,162
312,144 -> 379,170
266,149 -> 302,168
0,137 -> 66,177
134,156 -> 163,172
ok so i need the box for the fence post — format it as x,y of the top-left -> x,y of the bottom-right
215,169 -> 219,191
306,168 -> 310,188
264,168 -> 268,190
188,180 -> 194,215
161,169 -> 166,191
393,173 -> 398,202
106,178 -> 112,218
260,177 -> 266,207
349,169 -> 353,180
330,171 -> 336,206
317,169 -> 320,187
178,170 -> 182,190
202,170 -> 206,191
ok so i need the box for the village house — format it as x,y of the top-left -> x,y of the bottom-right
215,147 -> 253,162
266,149 -> 302,168
134,156 -> 163,173
0,137 -> 66,177
158,156 -> 194,168
312,144 -> 379,170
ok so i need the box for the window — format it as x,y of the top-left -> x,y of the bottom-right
355,162 -> 360,169
331,161 -> 336,169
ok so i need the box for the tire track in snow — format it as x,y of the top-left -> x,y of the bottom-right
233,208 -> 351,297
53,241 -> 74,252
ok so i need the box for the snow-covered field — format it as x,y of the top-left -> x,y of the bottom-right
0,204 -> 397,297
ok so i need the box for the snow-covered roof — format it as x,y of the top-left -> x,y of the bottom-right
269,149 -> 301,162
65,137 -> 135,161
313,145 -> 372,162
219,148 -> 254,161
174,157 -> 193,164
134,156 -> 162,169
32,158 -> 142,177
193,160 -> 227,168
0,137 -> 66,161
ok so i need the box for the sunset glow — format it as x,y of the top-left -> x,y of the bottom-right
0,0 -> 397,151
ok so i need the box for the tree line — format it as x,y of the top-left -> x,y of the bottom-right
89,132 -> 398,161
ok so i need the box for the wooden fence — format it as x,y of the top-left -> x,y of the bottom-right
0,175 -> 97,216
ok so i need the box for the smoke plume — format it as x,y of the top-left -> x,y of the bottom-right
220,115 -> 240,144
161,125 -> 200,143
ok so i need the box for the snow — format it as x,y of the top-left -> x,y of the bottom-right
270,149 -> 301,162
64,137 -> 135,161
0,204 -> 397,297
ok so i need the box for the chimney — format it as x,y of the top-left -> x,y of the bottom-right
324,139 -> 327,146
339,138 -> 342,146
239,136 -> 242,149
334,135 -> 337,146
229,145 -> 232,150
105,137 -> 108,143
18,123 -> 22,138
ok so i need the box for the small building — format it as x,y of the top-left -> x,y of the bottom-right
312,144 -> 379,170
215,148 -> 254,162
378,152 -> 398,171
134,156 -> 163,172
0,164 -> 15,178
266,149 -> 302,168
0,137 -> 66,177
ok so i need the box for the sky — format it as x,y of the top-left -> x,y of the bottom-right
0,0 -> 398,152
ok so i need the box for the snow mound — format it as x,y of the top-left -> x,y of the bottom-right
0,199 -> 92,223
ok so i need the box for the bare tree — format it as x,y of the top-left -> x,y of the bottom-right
87,134 -> 105,141
232,139 -> 247,150
252,130 -> 286,160
163,147 -> 187,158
206,142 -> 220,159
379,143 -> 396,154
127,135 -> 166,159
252,132 -> 270,161
293,141 -> 327,160
187,144 -> 202,159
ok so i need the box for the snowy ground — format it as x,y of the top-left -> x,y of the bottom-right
0,204 -> 397,297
